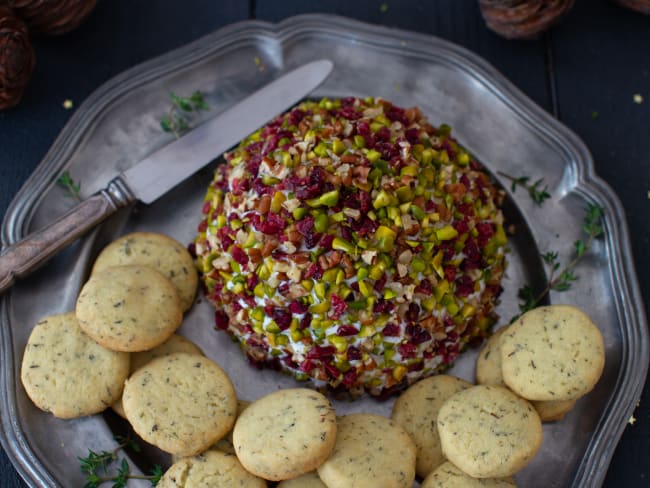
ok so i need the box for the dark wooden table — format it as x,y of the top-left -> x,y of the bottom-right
1,1 -> 648,486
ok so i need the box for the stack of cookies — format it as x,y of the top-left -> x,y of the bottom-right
389,304 -> 605,486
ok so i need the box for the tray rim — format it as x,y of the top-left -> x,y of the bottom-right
1,13 -> 648,488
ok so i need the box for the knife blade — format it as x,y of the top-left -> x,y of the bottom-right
0,59 -> 334,293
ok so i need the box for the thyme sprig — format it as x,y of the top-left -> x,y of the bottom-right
515,204 -> 605,318
56,171 -> 81,201
79,435 -> 162,488
160,90 -> 209,139
497,171 -> 551,206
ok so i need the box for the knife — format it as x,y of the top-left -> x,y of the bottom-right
0,59 -> 334,293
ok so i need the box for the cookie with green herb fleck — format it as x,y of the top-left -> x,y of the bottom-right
122,352 -> 237,457
193,96 -> 508,398
421,461 -> 516,487
233,388 -> 336,481
437,385 -> 542,478
317,413 -> 416,488
500,305 -> 605,401
20,312 -> 129,419
112,334 -> 205,418
476,324 -> 577,421
391,374 -> 472,478
92,232 -> 198,311
475,326 -> 509,386
277,471 -> 327,488
75,265 -> 183,352
157,450 -> 266,488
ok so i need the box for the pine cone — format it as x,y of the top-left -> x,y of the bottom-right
613,0 -> 650,14
0,5 -> 34,110
479,0 -> 575,39
9,0 -> 97,35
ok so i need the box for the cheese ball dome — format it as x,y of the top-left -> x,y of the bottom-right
193,97 -> 507,397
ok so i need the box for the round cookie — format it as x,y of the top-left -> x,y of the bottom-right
530,399 -> 577,422
391,374 -> 472,478
92,232 -> 198,311
122,352 -> 237,457
157,450 -> 266,488
437,385 -> 542,478
20,312 -> 129,419
111,334 -> 205,418
500,305 -> 605,401
421,461 -> 516,487
233,388 -> 337,481
317,413 -> 416,488
475,326 -> 509,386
277,471 -> 327,488
475,325 -> 578,422
75,265 -> 183,352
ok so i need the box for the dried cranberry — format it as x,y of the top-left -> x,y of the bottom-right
459,174 -> 471,189
453,220 -> 469,235
444,266 -> 456,282
373,298 -> 394,314
300,312 -> 312,330
306,345 -> 336,360
231,246 -> 248,266
330,294 -> 348,320
337,106 -> 362,120
382,323 -> 401,336
231,178 -> 250,196
303,263 -> 322,280
455,275 -> 474,297
277,282 -> 290,296
359,192 -> 372,213
214,310 -> 229,330
231,301 -> 243,313
386,105 -> 408,124
405,127 -> 420,144
340,226 -> 353,241
407,361 -> 424,372
304,231 -> 322,249
414,280 -> 433,295
272,307 -> 292,330
187,243 -> 197,258
376,126 -> 391,142
299,358 -> 317,373
476,222 -> 495,247
410,327 -> 432,345
324,361 -> 341,379
337,325 -> 358,336
357,120 -> 370,136
288,108 -> 306,125
296,215 -> 315,236
289,300 -> 308,314
282,355 -> 299,370
320,234 -> 334,250
197,220 -> 208,232
373,274 -> 387,292
342,369 -> 358,387
398,342 -> 417,358
406,303 -> 420,323
346,346 -> 362,360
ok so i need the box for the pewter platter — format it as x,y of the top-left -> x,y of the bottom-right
1,14 -> 647,488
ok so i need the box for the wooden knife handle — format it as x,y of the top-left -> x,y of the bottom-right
0,177 -> 134,294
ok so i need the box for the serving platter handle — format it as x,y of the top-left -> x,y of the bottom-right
0,178 -> 134,294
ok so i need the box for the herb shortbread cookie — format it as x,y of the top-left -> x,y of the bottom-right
391,374 -> 472,478
21,312 -> 129,419
277,471 -> 327,488
92,232 -> 198,311
75,265 -> 183,352
112,334 -> 204,419
233,388 -> 337,481
157,450 -> 266,488
476,324 -> 577,422
122,352 -> 237,457
317,413 -> 416,488
437,385 -> 542,478
421,461 -> 516,487
500,305 -> 605,401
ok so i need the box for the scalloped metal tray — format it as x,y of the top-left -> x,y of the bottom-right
1,14 -> 647,488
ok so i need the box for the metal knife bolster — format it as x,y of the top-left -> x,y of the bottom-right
0,177 -> 135,293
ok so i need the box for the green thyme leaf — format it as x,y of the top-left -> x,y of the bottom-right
160,90 -> 210,139
57,171 -> 82,201
497,171 -> 550,206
